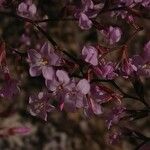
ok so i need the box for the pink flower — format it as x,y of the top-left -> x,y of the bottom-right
79,13 -> 93,30
65,78 -> 102,117
28,91 -> 55,121
46,71 -> 91,112
82,0 -> 94,11
74,0 -> 99,30
46,73 -> 101,116
94,62 -> 118,79
77,79 -> 90,94
90,84 -> 113,104
106,106 -> 126,129
63,79 -> 91,112
45,70 -> 70,92
64,79 -> 102,117
18,0 -> 37,17
82,45 -> 98,66
27,42 -> 61,80
45,70 -> 71,110
141,0 -> 150,8
101,26 -> 122,45
121,58 -> 137,76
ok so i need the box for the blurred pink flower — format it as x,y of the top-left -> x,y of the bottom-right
8,127 -> 31,135
18,0 -> 37,17
0,78 -> 20,99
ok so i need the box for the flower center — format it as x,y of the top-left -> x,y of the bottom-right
40,58 -> 49,66
34,102 -> 45,113
142,63 -> 150,69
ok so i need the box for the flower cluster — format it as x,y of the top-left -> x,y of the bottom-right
0,0 -> 150,148
27,43 -> 105,120
26,36 -> 150,124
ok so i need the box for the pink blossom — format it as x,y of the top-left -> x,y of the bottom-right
82,45 -> 98,66
90,84 -> 113,104
63,79 -> 91,112
106,106 -> 126,129
45,70 -> 70,92
18,0 -> 37,17
79,13 -> 93,30
27,42 -> 61,80
64,79 -> 102,116
120,58 -> 137,77
28,91 -> 55,121
74,0 -> 99,30
94,62 -> 118,79
101,26 -> 122,45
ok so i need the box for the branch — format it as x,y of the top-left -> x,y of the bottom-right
91,79 -> 150,107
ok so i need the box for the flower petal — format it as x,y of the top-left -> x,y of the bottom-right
40,42 -> 54,57
42,66 -> 54,80
82,45 -> 98,66
45,79 -> 59,91
29,65 -> 41,77
79,13 -> 92,30
28,49 -> 41,63
56,70 -> 70,85
77,79 -> 90,94
29,4 -> 37,16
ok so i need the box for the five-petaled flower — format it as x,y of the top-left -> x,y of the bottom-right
28,91 -> 55,121
27,42 -> 61,80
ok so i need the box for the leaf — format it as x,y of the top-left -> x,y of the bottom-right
131,76 -> 145,100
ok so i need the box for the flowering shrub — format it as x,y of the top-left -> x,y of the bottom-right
0,0 -> 149,149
